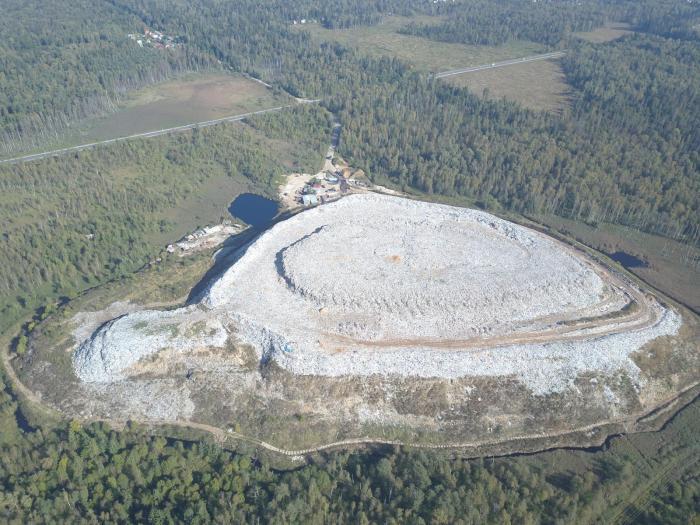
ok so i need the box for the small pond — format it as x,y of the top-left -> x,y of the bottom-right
607,251 -> 648,268
229,193 -> 279,229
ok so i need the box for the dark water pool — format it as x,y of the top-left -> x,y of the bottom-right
228,193 -> 279,228
607,251 -> 648,268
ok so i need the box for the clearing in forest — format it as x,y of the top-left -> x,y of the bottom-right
444,57 -> 571,113
298,16 -> 566,112
3,73 -> 289,158
574,22 -> 635,43
66,73 -> 289,143
296,16 -> 545,72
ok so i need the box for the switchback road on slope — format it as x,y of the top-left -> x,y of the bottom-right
434,51 -> 567,79
0,99 -> 320,166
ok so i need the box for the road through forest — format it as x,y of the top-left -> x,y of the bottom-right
0,99 -> 320,166
434,51 -> 567,79
0,51 -> 567,165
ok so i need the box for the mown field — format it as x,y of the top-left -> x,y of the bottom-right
299,16 -> 641,115
298,15 -> 574,112
78,74 -> 287,140
297,16 -> 545,73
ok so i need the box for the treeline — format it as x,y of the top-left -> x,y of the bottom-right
0,0 -> 214,156
0,364 -> 697,523
276,0 -> 437,29
398,0 -> 700,47
0,105 -> 330,332
562,35 -> 700,232
399,0 -> 609,47
623,0 -> 700,41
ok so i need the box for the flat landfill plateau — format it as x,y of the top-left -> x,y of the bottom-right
23,194 -> 700,452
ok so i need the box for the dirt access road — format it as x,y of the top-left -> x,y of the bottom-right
320,122 -> 341,172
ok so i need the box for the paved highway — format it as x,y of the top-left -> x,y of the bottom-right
0,100 -> 319,166
434,51 -> 567,79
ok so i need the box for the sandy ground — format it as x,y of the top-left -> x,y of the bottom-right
279,173 -> 314,208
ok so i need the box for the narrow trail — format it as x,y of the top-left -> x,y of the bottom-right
2,259 -> 697,459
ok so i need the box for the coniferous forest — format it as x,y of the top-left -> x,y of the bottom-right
1,0 -> 699,522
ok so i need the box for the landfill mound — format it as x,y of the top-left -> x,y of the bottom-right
74,194 -> 680,397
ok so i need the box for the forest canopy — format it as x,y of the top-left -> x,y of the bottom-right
0,0 -> 212,155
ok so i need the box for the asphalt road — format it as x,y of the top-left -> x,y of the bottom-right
0,100 -> 319,166
434,51 -> 567,79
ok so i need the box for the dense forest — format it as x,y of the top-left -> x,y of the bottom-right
275,0 -> 437,29
0,0 -> 212,155
399,0 -> 609,46
400,0 -> 700,47
337,35 -> 699,243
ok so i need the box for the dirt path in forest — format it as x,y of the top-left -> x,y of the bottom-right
3,323 -> 697,458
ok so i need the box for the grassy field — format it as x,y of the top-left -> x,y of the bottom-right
445,57 -> 571,113
575,22 -> 634,43
1,73 -> 290,159
297,16 -> 545,72
298,16 -> 568,112
299,17 -> 637,114
67,73 -> 288,143
537,215 -> 700,312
